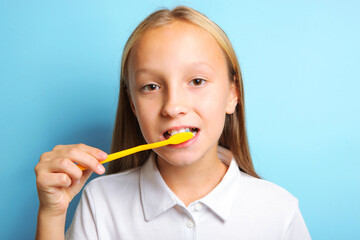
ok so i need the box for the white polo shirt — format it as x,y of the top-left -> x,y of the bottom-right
66,147 -> 311,240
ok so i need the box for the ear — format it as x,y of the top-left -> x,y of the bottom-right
225,79 -> 238,114
129,94 -> 137,118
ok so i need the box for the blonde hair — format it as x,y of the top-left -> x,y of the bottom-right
107,6 -> 259,178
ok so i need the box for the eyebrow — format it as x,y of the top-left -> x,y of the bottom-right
134,62 -> 215,77
189,62 -> 215,71
134,68 -> 160,77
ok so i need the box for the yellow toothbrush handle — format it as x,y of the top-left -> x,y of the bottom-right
100,140 -> 170,164
78,139 -> 170,170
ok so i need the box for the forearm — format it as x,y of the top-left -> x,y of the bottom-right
35,208 -> 66,240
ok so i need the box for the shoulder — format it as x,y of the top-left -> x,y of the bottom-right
84,166 -> 141,197
238,172 -> 299,211
237,173 -> 311,238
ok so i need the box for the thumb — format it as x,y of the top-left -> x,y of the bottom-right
80,169 -> 93,185
66,169 -> 93,200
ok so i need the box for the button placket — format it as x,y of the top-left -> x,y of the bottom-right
186,219 -> 194,228
194,203 -> 202,211
183,214 -> 196,240
182,203 -> 199,239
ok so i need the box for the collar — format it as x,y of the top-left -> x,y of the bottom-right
199,146 -> 241,221
140,152 -> 178,221
140,146 -> 241,222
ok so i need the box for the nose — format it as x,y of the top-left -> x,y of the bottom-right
161,86 -> 189,118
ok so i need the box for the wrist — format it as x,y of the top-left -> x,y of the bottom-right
38,203 -> 68,217
36,208 -> 66,240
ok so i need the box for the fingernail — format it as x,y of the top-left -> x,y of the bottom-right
99,151 -> 107,159
98,164 -> 105,174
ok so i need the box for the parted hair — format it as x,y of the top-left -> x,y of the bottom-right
107,6 -> 259,178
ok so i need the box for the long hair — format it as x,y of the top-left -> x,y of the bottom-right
107,6 -> 259,178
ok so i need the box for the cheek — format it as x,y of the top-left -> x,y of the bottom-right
196,85 -> 229,112
132,97 -> 161,141
195,87 -> 228,127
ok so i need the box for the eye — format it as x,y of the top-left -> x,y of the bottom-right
190,78 -> 206,86
143,84 -> 160,92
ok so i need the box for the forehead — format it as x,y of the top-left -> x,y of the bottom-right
127,21 -> 227,74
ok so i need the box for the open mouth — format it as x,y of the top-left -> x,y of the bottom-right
163,127 -> 199,140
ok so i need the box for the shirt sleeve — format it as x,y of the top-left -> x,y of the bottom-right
65,185 -> 98,240
282,199 -> 311,240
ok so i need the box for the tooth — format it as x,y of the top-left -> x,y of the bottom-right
168,128 -> 192,136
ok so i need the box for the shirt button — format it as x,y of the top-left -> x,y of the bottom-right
194,203 -> 202,211
186,219 -> 194,228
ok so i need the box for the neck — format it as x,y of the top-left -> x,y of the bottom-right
156,147 -> 228,206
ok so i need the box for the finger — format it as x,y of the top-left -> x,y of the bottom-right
37,172 -> 72,189
52,144 -> 65,151
43,144 -> 107,161
72,143 -> 108,161
46,158 -> 84,182
80,169 -> 93,184
39,151 -> 54,162
58,146 -> 106,174
71,169 -> 93,187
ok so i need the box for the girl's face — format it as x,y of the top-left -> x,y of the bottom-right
128,21 -> 238,167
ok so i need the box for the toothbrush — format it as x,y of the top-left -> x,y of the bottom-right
78,131 -> 194,170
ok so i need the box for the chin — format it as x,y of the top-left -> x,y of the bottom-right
154,149 -> 201,167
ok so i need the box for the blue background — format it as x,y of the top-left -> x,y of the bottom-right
1,0 -> 359,239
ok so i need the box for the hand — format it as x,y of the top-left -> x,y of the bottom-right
35,143 -> 107,216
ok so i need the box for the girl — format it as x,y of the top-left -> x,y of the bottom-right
35,6 -> 311,240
